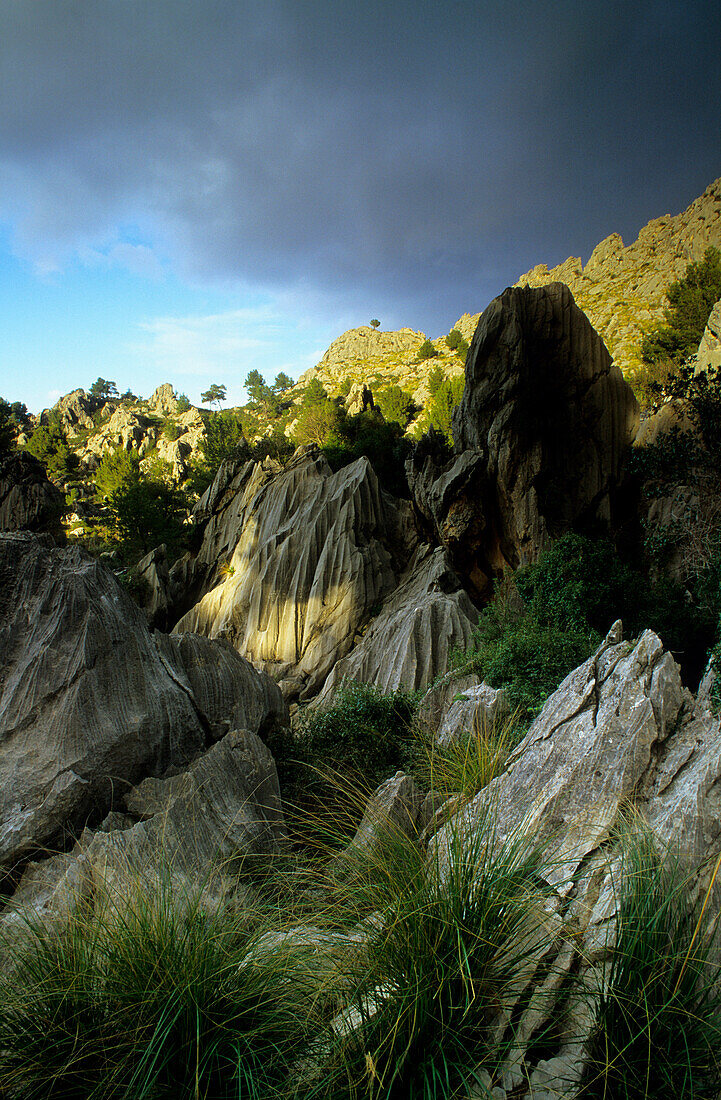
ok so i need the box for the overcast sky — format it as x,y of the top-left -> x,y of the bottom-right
1,0 -> 719,411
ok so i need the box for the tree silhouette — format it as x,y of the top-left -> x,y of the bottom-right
370,319 -> 380,330
201,384 -> 227,410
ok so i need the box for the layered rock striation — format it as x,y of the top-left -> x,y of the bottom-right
174,447 -> 418,700
0,532 -> 287,870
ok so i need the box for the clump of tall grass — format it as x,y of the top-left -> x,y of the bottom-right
311,801 -> 558,1099
411,708 -> 522,801
0,867 -> 323,1100
580,819 -> 721,1099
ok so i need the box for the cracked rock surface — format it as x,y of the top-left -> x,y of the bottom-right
0,532 -> 287,870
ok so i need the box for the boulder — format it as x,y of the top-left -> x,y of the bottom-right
173,448 -> 417,700
332,771 -> 424,876
0,451 -> 65,539
315,545 -> 477,705
0,532 -> 287,869
409,285 -> 639,595
5,729 -> 286,926
436,683 -> 509,748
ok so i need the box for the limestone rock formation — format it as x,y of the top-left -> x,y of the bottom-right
40,388 -> 100,433
0,532 -> 287,869
436,683 -> 509,748
0,451 -> 65,539
516,177 -> 721,374
694,296 -> 721,376
147,382 -> 179,416
6,729 -> 286,927
316,545 -> 477,704
409,285 -> 639,592
78,405 -> 159,466
296,324 -> 465,414
306,326 -> 426,376
432,623 -> 721,1091
174,448 -> 417,700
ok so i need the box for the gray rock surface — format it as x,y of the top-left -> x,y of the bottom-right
316,545 -> 477,705
134,543 -> 171,626
338,771 -> 424,865
409,285 -> 639,594
0,451 -> 65,539
5,729 -> 286,927
0,532 -> 287,869
436,683 -> 509,747
174,448 -> 417,700
427,623 -> 721,1091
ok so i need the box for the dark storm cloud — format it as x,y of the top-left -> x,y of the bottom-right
1,0 -> 719,330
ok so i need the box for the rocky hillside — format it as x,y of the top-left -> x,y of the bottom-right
515,177 -> 721,377
297,318 -> 469,407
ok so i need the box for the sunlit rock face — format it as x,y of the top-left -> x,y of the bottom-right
409,284 -> 639,597
0,532 -> 287,870
173,448 -> 418,700
516,176 -> 721,374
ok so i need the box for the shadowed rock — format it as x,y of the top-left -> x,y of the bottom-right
0,451 -> 65,539
0,532 -> 287,870
408,284 -> 639,596
316,545 -> 477,704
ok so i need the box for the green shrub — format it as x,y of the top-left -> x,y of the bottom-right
375,385 -> 414,428
23,414 -> 78,480
286,681 -> 416,789
445,328 -> 469,358
417,374 -> 464,443
175,392 -> 191,412
417,338 -> 438,361
162,418 -> 183,442
94,447 -> 141,501
455,532 -> 718,717
321,408 -> 411,498
640,246 -> 721,372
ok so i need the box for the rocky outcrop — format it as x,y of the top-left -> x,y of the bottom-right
516,177 -> 721,374
432,623 -> 721,1092
0,451 -> 65,539
174,448 -> 417,700
40,388 -> 100,434
78,405 -> 159,466
409,285 -> 639,593
316,545 -> 477,704
0,532 -> 287,870
694,296 -> 721,376
147,382 -> 179,416
308,326 -> 426,375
